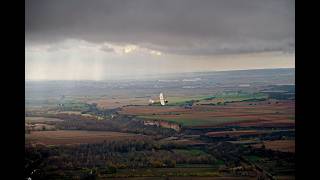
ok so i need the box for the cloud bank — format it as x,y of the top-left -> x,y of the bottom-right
26,0 -> 295,55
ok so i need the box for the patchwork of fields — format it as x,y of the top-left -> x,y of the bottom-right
121,99 -> 294,128
25,75 -> 295,179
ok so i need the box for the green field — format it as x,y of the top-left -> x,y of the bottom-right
166,95 -> 208,106
103,167 -> 221,178
165,92 -> 267,106
245,155 -> 263,162
25,117 -> 64,123
139,116 -> 245,127
173,149 -> 210,156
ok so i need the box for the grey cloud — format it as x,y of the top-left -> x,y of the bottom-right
26,0 -> 295,55
100,45 -> 115,53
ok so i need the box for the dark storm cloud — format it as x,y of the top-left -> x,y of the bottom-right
26,0 -> 295,55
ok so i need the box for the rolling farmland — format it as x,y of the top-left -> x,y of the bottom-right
25,69 -> 295,179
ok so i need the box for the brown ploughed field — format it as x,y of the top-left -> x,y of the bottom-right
252,140 -> 295,153
26,130 -> 148,145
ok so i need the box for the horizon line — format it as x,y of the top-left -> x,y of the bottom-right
25,67 -> 295,82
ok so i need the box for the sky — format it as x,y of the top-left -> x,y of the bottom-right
26,0 -> 295,80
